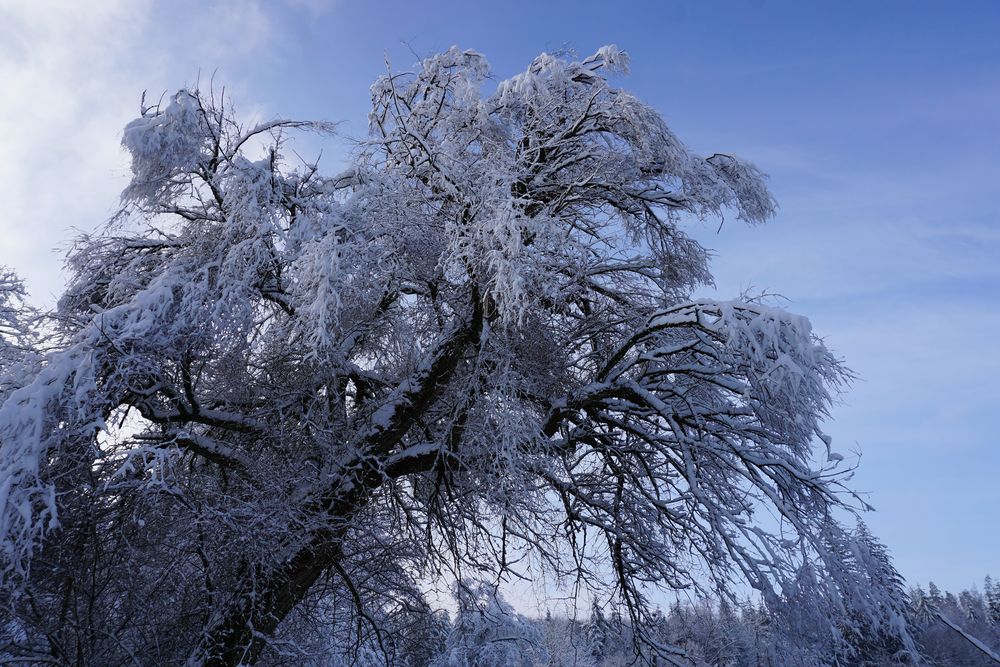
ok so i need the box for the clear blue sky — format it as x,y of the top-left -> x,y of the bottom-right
1,0 -> 997,594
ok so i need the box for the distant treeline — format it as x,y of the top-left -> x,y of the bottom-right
386,576 -> 1000,666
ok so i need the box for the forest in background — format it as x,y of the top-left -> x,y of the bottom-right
393,576 -> 1000,666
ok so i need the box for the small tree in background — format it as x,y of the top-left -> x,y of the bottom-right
432,581 -> 545,667
986,576 -> 1000,627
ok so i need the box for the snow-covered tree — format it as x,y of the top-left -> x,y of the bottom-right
0,269 -> 38,399
541,608 -> 590,667
586,601 -> 611,663
432,581 -> 545,667
0,46 -> 914,665
928,583 -> 944,609
987,576 -> 1000,627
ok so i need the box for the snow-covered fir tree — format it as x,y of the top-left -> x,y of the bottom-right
987,576 -> 1000,627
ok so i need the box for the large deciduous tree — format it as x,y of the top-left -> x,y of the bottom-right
0,47 -> 913,665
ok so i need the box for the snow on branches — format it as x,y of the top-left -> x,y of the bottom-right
0,47 -> 912,666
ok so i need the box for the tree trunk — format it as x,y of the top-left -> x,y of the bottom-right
192,532 -> 340,666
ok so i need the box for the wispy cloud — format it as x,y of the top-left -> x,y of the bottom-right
0,0 -> 318,304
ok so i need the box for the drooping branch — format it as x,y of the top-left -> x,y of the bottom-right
935,611 -> 1000,664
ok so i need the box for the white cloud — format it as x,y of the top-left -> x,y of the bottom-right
0,0 -> 304,305
0,1 -> 150,302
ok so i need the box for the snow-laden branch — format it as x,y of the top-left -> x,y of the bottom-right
936,611 -> 1000,664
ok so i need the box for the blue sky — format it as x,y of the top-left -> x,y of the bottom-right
1,0 -> 998,594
